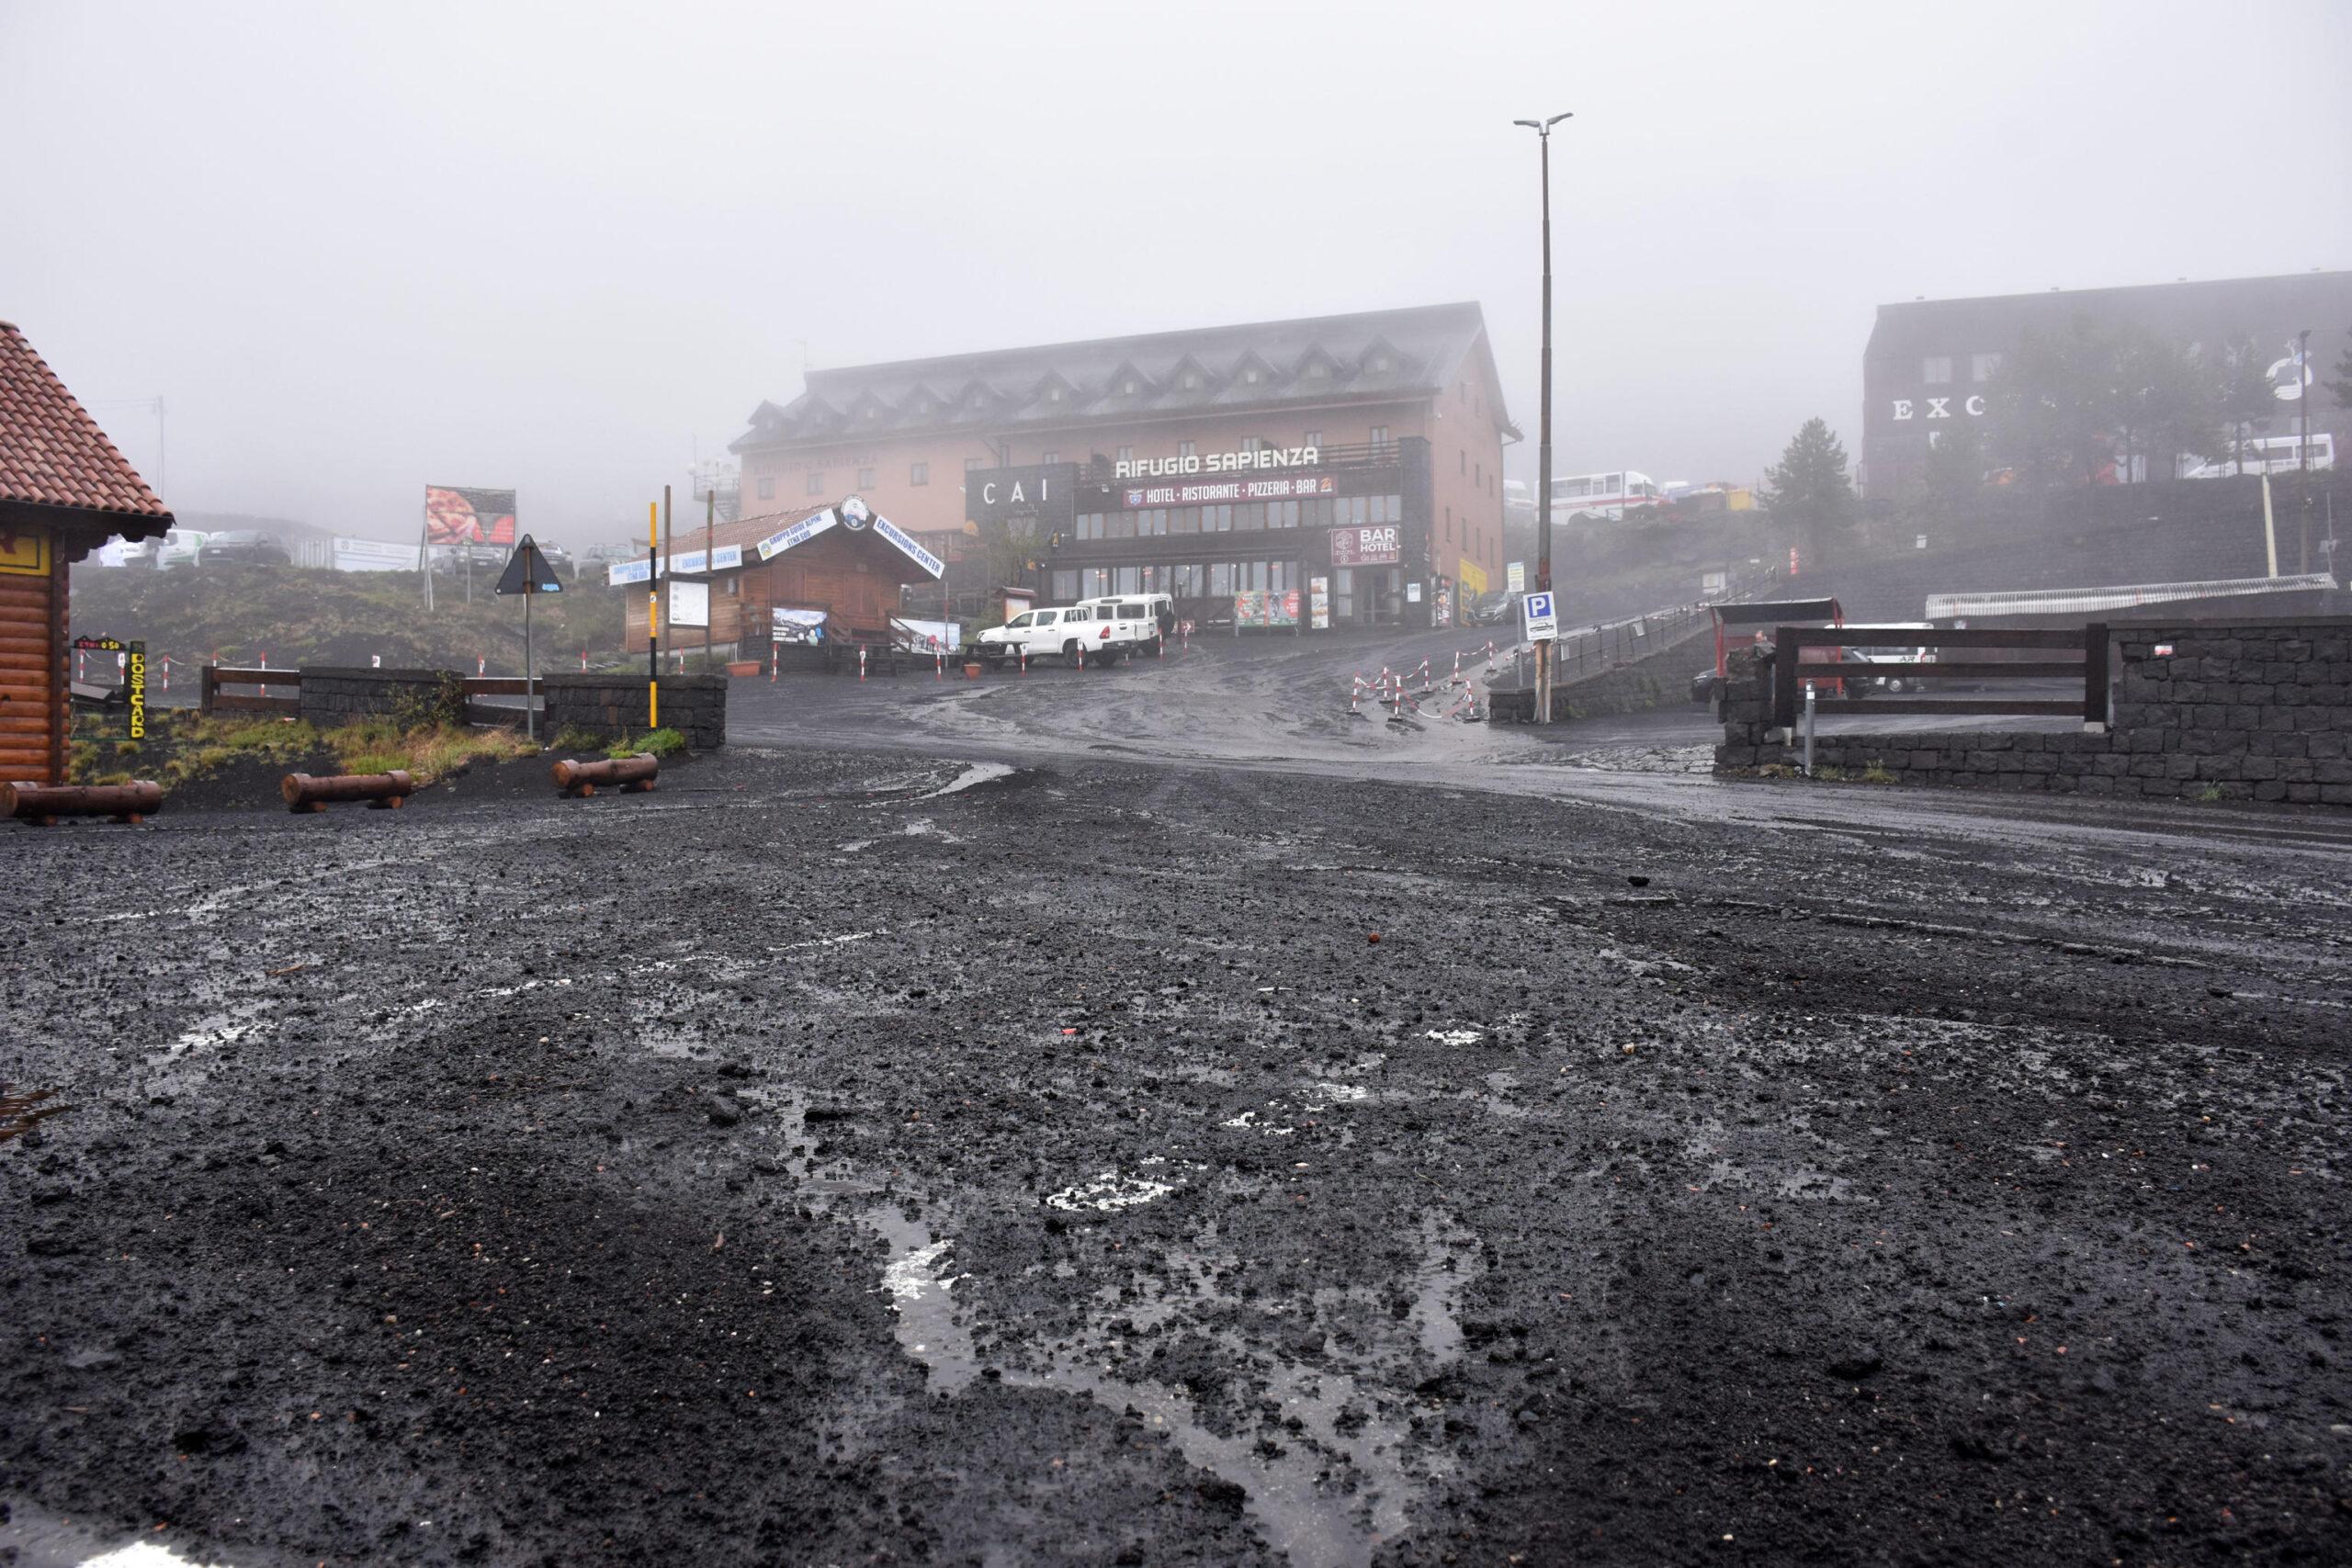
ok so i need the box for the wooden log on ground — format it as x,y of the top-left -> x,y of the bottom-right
2,779 -> 164,826
281,770 -> 416,813
550,753 -> 658,798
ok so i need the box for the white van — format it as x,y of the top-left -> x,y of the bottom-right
1069,593 -> 1172,655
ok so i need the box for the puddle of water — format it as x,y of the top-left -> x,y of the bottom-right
1423,1028 -> 1482,1047
0,1495 -> 236,1566
921,761 -> 1017,799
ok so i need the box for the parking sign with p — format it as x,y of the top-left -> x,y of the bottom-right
1522,590 -> 1558,643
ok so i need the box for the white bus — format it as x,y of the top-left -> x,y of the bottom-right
1551,470 -> 1667,521
2181,434 -> 2334,480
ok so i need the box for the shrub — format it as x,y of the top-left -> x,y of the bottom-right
1813,764 -> 1846,782
1861,760 -> 1897,784
609,727 -> 686,760
2194,783 -> 2223,804
548,724 -> 603,752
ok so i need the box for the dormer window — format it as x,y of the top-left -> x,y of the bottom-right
1123,379 -> 1138,395
1047,386 -> 1063,401
1244,367 -> 1261,384
1182,372 -> 1201,389
1306,362 -> 1329,379
1371,355 -> 1392,373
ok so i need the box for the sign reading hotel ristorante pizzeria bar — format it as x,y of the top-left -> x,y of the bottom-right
1329,525 -> 1402,567
1120,472 -> 1338,509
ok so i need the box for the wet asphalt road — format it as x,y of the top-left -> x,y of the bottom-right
4,632 -> 2349,1568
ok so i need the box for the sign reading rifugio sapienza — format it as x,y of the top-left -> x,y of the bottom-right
1114,445 -> 1319,479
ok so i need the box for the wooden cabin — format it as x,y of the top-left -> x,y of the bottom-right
619,502 -> 957,667
0,321 -> 174,784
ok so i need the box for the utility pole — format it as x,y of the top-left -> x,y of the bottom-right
1513,110 -> 1571,723
663,484 -> 674,682
704,487 -> 716,671
2299,327 -> 2312,574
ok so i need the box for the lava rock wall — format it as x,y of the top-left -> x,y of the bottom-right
540,672 -> 726,750
1715,616 -> 2352,807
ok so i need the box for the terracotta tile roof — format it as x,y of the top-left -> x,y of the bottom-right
0,319 -> 173,525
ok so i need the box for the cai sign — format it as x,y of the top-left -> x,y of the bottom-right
1328,525 -> 1401,567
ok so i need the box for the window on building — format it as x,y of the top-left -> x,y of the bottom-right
1304,430 -> 1321,448
1042,450 -> 1057,466
1052,570 -> 1079,600
1923,356 -> 1953,385
856,467 -> 875,489
806,472 -> 825,495
757,475 -> 775,500
1115,566 -> 1141,594
1116,446 -> 1134,462
1306,362 -> 1329,379
1244,367 -> 1261,384
1474,463 -> 1481,487
1972,353 -> 2001,382
1371,355 -> 1392,373
1243,435 -> 1266,454
965,457 -> 983,472
1046,386 -> 1064,402
1122,379 -> 1138,395
1181,371 -> 1201,390
1370,425 -> 1390,446
1179,440 -> 1196,459
1444,508 -> 1453,539
910,461 -> 929,485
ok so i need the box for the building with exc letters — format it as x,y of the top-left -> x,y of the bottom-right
729,302 -> 1517,630
1862,271 -> 2352,497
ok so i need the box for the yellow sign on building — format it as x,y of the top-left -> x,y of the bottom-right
1458,557 -> 1489,594
0,524 -> 51,576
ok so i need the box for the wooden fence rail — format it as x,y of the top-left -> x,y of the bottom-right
1771,624 -> 2109,732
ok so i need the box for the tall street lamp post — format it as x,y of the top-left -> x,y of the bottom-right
1514,110 -> 1571,722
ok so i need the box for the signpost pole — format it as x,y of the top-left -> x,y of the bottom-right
524,581 -> 536,743
704,488 -> 716,672
648,501 -> 661,730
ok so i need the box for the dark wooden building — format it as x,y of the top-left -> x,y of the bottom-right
617,499 -> 960,662
0,321 -> 173,784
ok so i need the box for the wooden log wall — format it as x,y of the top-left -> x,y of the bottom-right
0,555 -> 66,785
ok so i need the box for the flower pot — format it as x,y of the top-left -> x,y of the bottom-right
727,660 -> 760,677
963,662 -> 984,679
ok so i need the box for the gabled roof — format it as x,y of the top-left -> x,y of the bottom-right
0,320 -> 173,529
732,301 -> 1515,450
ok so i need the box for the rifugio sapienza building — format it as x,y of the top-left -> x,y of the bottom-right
1861,270 -> 2352,496
729,303 -> 1517,630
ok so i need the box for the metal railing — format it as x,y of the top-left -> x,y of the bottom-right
1770,624 -> 2109,731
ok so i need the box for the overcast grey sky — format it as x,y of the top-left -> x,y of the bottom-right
5,0 -> 2347,544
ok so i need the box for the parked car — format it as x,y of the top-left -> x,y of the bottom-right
536,541 -> 575,578
1069,593 -> 1171,652
113,535 -> 159,568
1690,667 -> 1721,705
1464,589 -> 1521,626
154,528 -> 207,570
975,599 -> 1157,668
430,543 -> 504,576
200,529 -> 291,566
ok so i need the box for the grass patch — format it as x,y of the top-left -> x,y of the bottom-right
1813,764 -> 1847,783
67,708 -> 536,791
608,727 -> 686,760
548,724 -> 603,753
2193,783 -> 2224,804
1861,760 -> 1897,784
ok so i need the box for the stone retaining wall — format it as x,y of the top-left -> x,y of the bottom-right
1715,616 -> 2352,807
540,673 -> 725,751
297,668 -> 463,728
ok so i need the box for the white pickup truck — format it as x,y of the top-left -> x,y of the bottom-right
976,601 -> 1158,668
